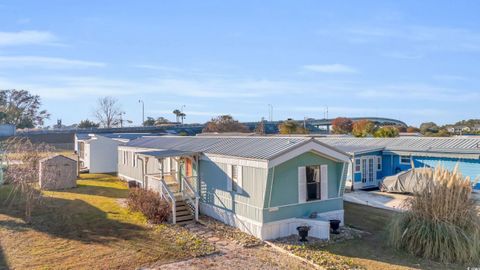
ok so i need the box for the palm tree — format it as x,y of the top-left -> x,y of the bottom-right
172,109 -> 181,123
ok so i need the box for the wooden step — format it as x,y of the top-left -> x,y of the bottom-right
176,214 -> 194,222
175,209 -> 191,216
176,220 -> 195,226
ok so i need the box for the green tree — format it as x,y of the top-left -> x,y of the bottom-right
155,117 -> 170,125
419,122 -> 439,134
278,119 -> 308,134
143,117 -> 156,126
202,115 -> 249,133
78,119 -> 100,129
352,120 -> 375,137
0,89 -> 50,128
172,109 -> 186,124
331,117 -> 353,134
374,126 -> 399,137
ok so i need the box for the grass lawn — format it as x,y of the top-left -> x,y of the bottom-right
322,202 -> 465,270
0,174 -> 214,270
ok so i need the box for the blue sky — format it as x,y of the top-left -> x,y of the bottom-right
0,1 -> 479,127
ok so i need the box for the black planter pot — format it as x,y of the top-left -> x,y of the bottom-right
296,226 -> 310,242
330,219 -> 341,234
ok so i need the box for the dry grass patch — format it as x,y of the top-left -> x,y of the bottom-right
0,173 -> 214,270
199,216 -> 263,248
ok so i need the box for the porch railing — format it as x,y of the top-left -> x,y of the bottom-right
147,175 -> 177,224
160,178 -> 177,224
181,176 -> 199,221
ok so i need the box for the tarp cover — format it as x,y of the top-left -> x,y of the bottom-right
380,168 -> 432,194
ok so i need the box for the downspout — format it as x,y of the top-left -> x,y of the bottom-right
267,166 -> 276,208
351,154 -> 355,192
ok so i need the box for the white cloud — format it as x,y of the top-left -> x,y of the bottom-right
0,30 -> 57,46
133,64 -> 184,72
344,25 -> 480,52
0,56 -> 106,69
303,64 -> 357,73
382,51 -> 423,59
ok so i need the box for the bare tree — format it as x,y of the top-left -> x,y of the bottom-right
2,137 -> 54,223
94,97 -> 121,128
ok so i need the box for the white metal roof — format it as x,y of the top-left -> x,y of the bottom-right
316,137 -> 480,155
125,136 -> 348,160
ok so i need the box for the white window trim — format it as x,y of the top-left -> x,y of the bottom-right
228,164 -> 243,194
132,152 -> 137,167
400,155 -> 411,165
377,156 -> 382,171
354,158 -> 361,173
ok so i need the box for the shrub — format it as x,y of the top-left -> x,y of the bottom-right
127,188 -> 171,224
388,165 -> 480,264
374,126 -> 399,138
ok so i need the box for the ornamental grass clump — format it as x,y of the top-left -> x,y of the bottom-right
388,165 -> 480,264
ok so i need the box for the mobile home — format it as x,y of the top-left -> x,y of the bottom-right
118,136 -> 350,240
75,133 -> 156,173
317,137 -> 480,190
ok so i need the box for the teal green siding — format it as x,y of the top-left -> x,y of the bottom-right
265,152 -> 344,208
199,159 -> 268,222
263,198 -> 343,222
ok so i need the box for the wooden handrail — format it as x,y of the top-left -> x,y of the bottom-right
181,176 -> 199,221
155,176 -> 176,224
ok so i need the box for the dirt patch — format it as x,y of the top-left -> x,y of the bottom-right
144,216 -> 309,270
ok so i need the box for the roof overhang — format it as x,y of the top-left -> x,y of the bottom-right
136,149 -> 198,159
384,150 -> 480,160
268,139 -> 351,168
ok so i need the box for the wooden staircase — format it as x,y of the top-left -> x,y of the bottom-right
166,180 -> 195,225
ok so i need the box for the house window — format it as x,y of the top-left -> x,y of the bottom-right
400,155 -> 410,164
306,165 -> 321,201
123,151 -> 128,165
231,165 -> 238,192
132,152 -> 137,167
377,156 -> 382,171
354,158 -> 361,172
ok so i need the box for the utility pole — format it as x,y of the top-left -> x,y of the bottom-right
181,105 -> 186,124
138,100 -> 144,126
119,112 -> 125,128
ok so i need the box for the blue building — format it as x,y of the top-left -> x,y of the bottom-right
317,137 -> 480,191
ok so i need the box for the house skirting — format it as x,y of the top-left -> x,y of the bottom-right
118,173 -> 142,183
199,202 -> 344,240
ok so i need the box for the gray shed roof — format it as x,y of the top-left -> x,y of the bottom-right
316,137 -> 480,155
126,136 -> 325,160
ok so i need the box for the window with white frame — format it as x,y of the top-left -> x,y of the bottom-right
400,155 -> 410,164
354,158 -> 361,172
132,152 -> 137,167
377,156 -> 382,171
123,151 -> 128,165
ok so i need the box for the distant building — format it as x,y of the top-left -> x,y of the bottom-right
75,133 -> 166,173
447,126 -> 471,135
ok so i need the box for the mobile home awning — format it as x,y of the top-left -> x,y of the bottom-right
137,149 -> 198,158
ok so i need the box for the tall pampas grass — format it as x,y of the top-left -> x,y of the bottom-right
388,164 -> 480,264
